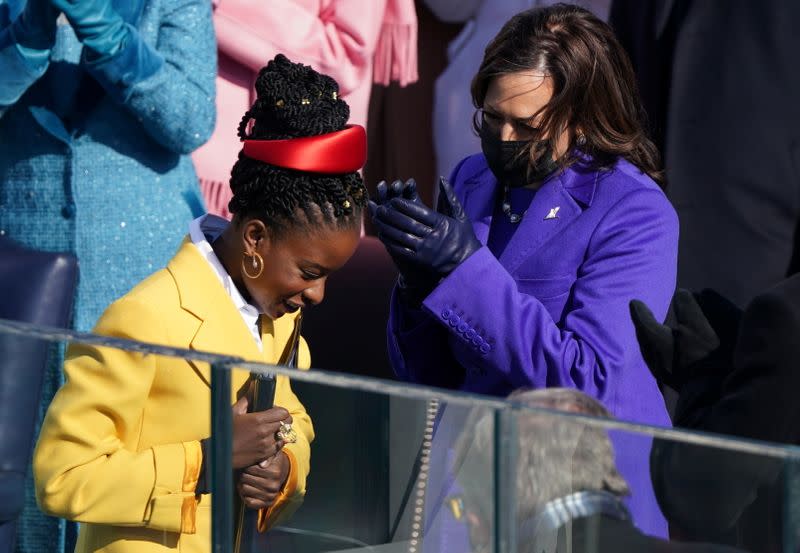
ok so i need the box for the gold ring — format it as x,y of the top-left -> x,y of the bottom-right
276,421 -> 297,444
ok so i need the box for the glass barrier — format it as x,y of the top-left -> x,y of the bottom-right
218,357 -> 800,553
1,318 -> 798,553
0,318 -> 261,552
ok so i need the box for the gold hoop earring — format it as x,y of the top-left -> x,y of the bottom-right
242,252 -> 264,279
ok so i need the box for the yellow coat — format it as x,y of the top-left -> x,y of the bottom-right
33,240 -> 314,553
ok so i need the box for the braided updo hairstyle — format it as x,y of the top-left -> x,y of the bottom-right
228,54 -> 368,236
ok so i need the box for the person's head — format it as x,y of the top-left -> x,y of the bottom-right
471,3 -> 663,186
454,388 -> 629,552
223,54 -> 367,319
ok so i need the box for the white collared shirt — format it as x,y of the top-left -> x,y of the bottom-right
189,214 -> 262,351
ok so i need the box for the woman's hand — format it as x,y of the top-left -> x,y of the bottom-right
630,289 -> 741,392
231,396 -> 292,470
237,452 -> 291,509
49,0 -> 129,58
375,178 -> 420,206
11,0 -> 60,49
371,177 -> 481,278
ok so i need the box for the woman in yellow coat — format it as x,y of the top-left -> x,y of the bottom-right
32,54 -> 368,553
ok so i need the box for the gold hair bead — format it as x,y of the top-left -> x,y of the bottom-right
275,99 -> 285,107
332,91 -> 338,100
301,98 -> 311,105
343,200 -> 351,209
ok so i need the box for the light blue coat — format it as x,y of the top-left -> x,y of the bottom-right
0,0 -> 216,331
0,2 -> 215,551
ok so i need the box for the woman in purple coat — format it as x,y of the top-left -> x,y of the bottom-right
370,4 -> 677,541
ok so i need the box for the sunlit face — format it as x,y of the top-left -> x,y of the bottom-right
241,221 -> 360,320
483,71 -> 570,155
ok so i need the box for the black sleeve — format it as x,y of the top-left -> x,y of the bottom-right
700,289 -> 800,442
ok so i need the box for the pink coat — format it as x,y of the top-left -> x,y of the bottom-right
193,0 -> 417,218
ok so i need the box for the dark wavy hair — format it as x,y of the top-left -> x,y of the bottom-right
228,54 -> 368,236
471,4 -> 664,187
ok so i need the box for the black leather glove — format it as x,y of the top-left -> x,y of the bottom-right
371,176 -> 481,282
370,179 -> 440,303
629,288 -> 743,392
375,178 -> 420,205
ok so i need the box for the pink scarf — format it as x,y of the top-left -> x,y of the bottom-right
373,0 -> 418,86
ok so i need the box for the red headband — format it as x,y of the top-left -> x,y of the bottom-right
242,124 -> 367,174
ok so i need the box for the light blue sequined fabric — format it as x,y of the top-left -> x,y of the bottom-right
0,1 -> 217,551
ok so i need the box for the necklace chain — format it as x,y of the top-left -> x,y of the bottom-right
501,184 -> 525,224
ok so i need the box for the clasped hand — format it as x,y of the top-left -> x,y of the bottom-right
48,0 -> 131,58
231,395 -> 292,510
629,289 -> 742,392
369,177 -> 481,300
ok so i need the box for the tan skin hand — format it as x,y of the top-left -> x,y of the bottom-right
238,451 -> 291,509
231,395 -> 293,470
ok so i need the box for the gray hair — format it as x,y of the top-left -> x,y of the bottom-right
455,388 -> 629,533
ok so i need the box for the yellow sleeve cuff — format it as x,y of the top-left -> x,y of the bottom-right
145,441 -> 202,533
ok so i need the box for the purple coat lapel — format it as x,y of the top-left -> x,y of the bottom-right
461,159 -> 601,275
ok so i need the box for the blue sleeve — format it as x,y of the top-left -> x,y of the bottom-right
84,0 -> 216,154
0,16 -> 51,113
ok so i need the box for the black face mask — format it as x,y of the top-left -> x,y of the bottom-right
479,127 -> 559,188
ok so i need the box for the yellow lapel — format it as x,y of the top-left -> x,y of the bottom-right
263,312 -> 302,365
167,240 -> 263,394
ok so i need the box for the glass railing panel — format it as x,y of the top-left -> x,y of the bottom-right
508,397 -> 800,553
212,360 -> 502,553
0,318 -> 218,552
3,318 -> 800,553
212,356 -> 800,553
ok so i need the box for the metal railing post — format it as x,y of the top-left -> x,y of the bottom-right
494,408 -> 517,553
211,362 -> 233,553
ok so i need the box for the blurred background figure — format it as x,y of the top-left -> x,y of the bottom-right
455,388 -> 743,553
610,0 -> 800,308
193,0 -> 418,218
363,0 -> 462,210
0,0 -> 216,551
426,0 -> 611,182
631,281 -> 800,552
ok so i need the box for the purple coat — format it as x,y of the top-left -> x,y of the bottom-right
388,153 -> 678,537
